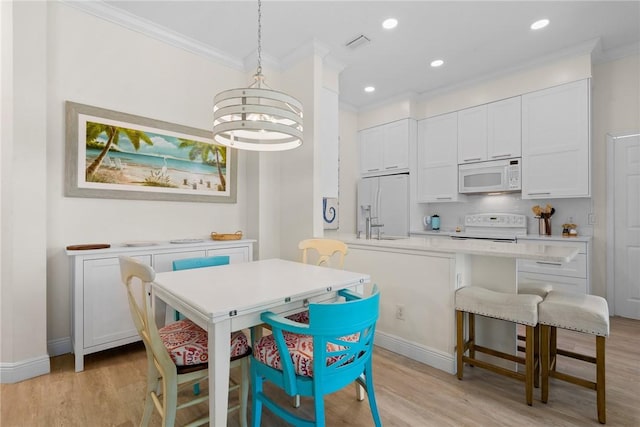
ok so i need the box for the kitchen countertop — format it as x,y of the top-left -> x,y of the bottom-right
410,230 -> 452,236
517,234 -> 592,243
340,235 -> 579,263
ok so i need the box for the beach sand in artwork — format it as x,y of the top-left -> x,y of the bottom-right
89,160 -> 224,192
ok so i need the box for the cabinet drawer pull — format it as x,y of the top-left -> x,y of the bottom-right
528,192 -> 551,196
463,157 -> 482,162
385,165 -> 399,169
491,153 -> 511,158
535,261 -> 562,266
436,197 -> 453,200
367,169 -> 379,172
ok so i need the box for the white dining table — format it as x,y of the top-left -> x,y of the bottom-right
152,258 -> 370,426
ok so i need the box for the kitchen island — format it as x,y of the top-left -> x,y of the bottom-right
335,235 -> 579,373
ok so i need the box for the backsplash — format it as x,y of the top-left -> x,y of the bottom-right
414,193 -> 594,237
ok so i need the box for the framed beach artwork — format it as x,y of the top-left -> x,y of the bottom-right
65,101 -> 237,203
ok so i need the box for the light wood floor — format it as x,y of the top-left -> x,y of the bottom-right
1,316 -> 638,426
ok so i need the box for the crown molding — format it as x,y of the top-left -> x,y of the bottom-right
594,41 -> 640,64
357,91 -> 419,114
324,55 -> 347,74
61,0 -> 244,70
281,38 -> 330,69
339,101 -> 358,113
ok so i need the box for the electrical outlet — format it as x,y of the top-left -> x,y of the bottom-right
395,304 -> 405,320
588,213 -> 597,225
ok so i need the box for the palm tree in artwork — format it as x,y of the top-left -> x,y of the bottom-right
85,122 -> 153,178
178,139 -> 227,191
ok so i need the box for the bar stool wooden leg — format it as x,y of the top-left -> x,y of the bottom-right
533,324 -> 540,388
525,325 -> 534,406
468,312 -> 475,361
549,326 -> 557,372
597,336 -> 606,424
541,324 -> 550,403
456,310 -> 464,380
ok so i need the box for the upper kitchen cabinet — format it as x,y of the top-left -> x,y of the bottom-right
416,112 -> 465,202
359,119 -> 414,176
522,79 -> 590,199
458,97 -> 521,164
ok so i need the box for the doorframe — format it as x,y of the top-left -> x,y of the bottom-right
606,131 -> 640,315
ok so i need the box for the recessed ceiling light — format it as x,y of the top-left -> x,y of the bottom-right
382,18 -> 398,30
364,86 -> 376,93
530,19 -> 550,30
430,59 -> 444,68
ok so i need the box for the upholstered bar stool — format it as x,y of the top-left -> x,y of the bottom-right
519,282 -> 553,298
455,286 -> 543,406
517,282 -> 553,386
539,291 -> 610,424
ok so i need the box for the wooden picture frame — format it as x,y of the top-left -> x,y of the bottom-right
65,101 -> 237,203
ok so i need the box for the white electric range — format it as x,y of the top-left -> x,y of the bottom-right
450,213 -> 527,242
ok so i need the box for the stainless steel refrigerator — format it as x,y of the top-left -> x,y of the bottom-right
357,173 -> 409,238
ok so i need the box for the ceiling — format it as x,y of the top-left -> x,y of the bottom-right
101,1 -> 640,109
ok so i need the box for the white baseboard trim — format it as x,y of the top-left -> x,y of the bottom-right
48,337 -> 72,357
0,354 -> 50,384
375,330 -> 455,374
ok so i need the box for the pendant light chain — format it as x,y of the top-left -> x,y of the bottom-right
212,0 -> 303,151
256,0 -> 263,76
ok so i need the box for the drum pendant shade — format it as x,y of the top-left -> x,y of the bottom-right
212,0 -> 303,152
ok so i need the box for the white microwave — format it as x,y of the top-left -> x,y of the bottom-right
458,158 -> 521,194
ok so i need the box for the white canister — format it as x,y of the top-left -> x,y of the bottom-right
423,216 -> 432,230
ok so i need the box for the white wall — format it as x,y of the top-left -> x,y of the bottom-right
591,53 -> 640,297
3,2 -> 337,380
0,1 -> 262,379
1,0 -> 50,382
336,108 -> 359,236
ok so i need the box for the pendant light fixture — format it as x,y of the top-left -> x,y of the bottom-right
212,0 -> 303,151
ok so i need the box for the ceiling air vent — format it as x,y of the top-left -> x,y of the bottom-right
345,34 -> 371,49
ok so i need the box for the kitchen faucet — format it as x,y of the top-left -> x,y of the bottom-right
361,205 -> 384,240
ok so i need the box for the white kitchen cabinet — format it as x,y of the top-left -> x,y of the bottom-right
457,105 -> 487,163
517,237 -> 591,294
360,126 -> 385,174
359,119 -> 413,176
521,79 -> 590,199
67,239 -> 254,372
458,97 -> 521,164
416,112 -> 465,202
487,97 -> 522,160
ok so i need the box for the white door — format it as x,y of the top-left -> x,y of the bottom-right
614,134 -> 640,319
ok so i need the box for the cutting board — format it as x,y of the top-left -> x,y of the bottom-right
66,243 -> 111,250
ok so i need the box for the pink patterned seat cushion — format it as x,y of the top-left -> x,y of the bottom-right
285,310 -> 309,324
159,319 -> 250,366
253,331 -> 359,377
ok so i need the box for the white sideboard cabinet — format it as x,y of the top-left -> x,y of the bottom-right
67,239 -> 254,372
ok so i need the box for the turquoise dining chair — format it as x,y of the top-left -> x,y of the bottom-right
172,255 -> 230,396
251,286 -> 382,427
172,255 -> 230,321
